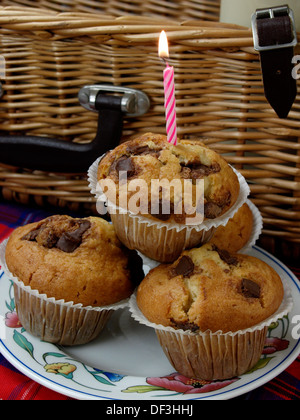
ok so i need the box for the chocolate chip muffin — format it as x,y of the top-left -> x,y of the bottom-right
133,244 -> 287,380
6,215 -> 142,307
136,243 -> 284,333
93,132 -> 245,263
210,202 -> 254,253
97,132 -> 240,223
4,215 -> 144,346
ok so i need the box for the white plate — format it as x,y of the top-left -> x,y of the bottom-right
0,246 -> 299,400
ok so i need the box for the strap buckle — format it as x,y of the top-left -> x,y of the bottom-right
252,5 -> 298,52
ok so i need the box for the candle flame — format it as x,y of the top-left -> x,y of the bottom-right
159,30 -> 169,60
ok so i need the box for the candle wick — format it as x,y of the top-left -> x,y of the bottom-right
160,56 -> 169,67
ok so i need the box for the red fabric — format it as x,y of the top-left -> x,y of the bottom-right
0,201 -> 299,400
0,363 -> 72,400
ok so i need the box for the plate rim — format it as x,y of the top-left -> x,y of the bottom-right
0,245 -> 299,401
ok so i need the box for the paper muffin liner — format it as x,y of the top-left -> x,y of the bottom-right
139,199 -> 264,273
128,272 -> 293,381
240,199 -> 264,253
0,239 -> 129,346
110,212 -> 216,263
88,155 -> 250,262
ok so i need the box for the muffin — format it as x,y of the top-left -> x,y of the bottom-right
4,215 -> 143,345
93,132 -> 248,262
98,133 -> 240,223
133,243 -> 288,380
210,202 -> 254,253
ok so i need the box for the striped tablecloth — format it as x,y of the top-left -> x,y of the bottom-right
0,200 -> 299,401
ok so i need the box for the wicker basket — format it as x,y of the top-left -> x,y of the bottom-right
0,1 -> 221,20
0,5 -> 299,258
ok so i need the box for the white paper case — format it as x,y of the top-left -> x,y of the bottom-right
139,198 -> 264,274
240,199 -> 263,252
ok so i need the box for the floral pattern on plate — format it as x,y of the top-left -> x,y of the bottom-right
3,275 -> 293,398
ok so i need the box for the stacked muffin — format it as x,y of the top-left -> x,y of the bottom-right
134,244 -> 285,380
96,133 -> 249,262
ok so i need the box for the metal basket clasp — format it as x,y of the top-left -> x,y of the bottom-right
78,84 -> 150,117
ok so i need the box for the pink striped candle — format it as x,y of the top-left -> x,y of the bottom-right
159,31 -> 178,145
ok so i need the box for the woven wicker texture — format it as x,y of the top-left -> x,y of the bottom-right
0,1 -> 221,20
0,6 -> 299,249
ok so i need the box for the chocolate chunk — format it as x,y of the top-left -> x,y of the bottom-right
127,145 -> 149,155
181,162 -> 221,180
171,256 -> 195,278
170,318 -> 199,332
221,191 -> 232,208
180,166 -> 192,179
109,156 -> 136,179
204,202 -> 223,219
240,278 -> 261,299
44,232 -> 59,249
212,245 -> 239,266
56,233 -> 79,253
22,224 -> 58,248
116,156 -> 136,178
22,227 -> 41,242
56,220 -> 91,253
22,218 -> 91,253
127,145 -> 161,157
192,163 -> 221,179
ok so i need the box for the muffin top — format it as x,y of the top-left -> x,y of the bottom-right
6,215 -> 143,307
136,243 -> 284,333
97,133 -> 240,224
210,203 -> 254,253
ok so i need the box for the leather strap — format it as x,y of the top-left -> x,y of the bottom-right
255,10 -> 297,119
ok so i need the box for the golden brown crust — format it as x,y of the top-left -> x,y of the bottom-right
137,243 -> 284,333
97,133 -> 240,224
6,215 -> 137,307
210,203 -> 254,253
